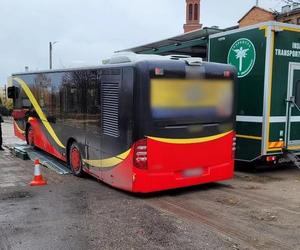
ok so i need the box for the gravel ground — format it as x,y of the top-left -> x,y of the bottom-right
0,121 -> 300,250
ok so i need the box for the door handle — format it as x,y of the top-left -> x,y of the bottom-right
286,96 -> 295,103
287,96 -> 300,112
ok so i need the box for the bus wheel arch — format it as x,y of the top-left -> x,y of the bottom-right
67,139 -> 85,177
66,138 -> 76,164
25,123 -> 34,146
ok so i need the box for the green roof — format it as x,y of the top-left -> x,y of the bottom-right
118,27 -> 224,57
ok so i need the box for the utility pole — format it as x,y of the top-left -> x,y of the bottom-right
256,0 -> 259,6
3,84 -> 6,105
49,41 -> 58,70
49,42 -> 52,70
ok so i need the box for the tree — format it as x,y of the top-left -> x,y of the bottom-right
0,86 -> 13,115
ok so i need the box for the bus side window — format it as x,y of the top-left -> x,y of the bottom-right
61,72 -> 80,116
87,71 -> 101,114
85,71 -> 101,134
22,98 -> 31,108
50,73 -> 61,120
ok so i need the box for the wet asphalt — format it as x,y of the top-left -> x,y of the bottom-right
0,119 -> 234,250
0,173 -> 235,250
1,121 -> 300,250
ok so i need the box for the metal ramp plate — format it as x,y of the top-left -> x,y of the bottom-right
13,144 -> 30,160
12,144 -> 71,175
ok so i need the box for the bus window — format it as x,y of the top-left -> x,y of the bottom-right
151,79 -> 233,124
87,71 -> 100,114
61,71 -> 86,118
22,98 -> 31,108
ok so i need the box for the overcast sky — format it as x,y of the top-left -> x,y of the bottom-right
0,0 -> 286,84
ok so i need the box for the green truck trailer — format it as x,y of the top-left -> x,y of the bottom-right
209,21 -> 300,162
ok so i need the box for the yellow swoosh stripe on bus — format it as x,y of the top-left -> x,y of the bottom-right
148,131 -> 232,144
83,149 -> 131,168
13,77 -> 66,149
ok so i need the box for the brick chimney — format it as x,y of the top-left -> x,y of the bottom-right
183,0 -> 202,33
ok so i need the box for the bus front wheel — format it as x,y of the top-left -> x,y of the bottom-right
69,142 -> 85,177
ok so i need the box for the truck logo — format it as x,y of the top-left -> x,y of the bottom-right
227,38 -> 256,78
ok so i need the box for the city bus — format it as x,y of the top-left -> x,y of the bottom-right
8,53 -> 236,193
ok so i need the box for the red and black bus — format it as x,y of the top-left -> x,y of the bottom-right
8,54 -> 236,193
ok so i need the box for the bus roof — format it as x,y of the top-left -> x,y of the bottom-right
12,53 -> 203,76
12,62 -> 135,76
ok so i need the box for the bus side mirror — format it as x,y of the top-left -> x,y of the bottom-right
7,86 -> 19,99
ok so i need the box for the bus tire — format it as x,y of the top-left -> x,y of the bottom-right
26,125 -> 35,147
69,142 -> 85,177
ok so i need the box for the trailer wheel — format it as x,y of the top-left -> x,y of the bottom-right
69,142 -> 85,177
26,126 -> 35,147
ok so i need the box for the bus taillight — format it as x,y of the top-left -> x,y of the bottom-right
233,137 -> 236,152
224,70 -> 231,78
134,139 -> 148,169
232,136 -> 236,159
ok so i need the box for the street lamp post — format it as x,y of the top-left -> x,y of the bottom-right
49,41 -> 58,70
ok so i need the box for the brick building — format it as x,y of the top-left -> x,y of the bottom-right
238,6 -> 275,28
183,0 -> 202,33
239,4 -> 300,28
277,4 -> 300,25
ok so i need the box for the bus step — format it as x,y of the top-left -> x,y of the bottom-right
283,151 -> 300,170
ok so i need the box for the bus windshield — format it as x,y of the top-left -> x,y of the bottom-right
150,78 -> 233,125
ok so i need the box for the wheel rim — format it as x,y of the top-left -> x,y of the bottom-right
71,147 -> 81,172
28,128 -> 34,146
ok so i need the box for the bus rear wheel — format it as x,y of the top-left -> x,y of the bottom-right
26,126 -> 35,147
69,142 -> 85,177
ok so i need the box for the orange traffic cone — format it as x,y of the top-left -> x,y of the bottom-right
30,159 -> 47,186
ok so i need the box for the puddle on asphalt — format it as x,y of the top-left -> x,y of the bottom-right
0,191 -> 32,201
236,174 -> 283,183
